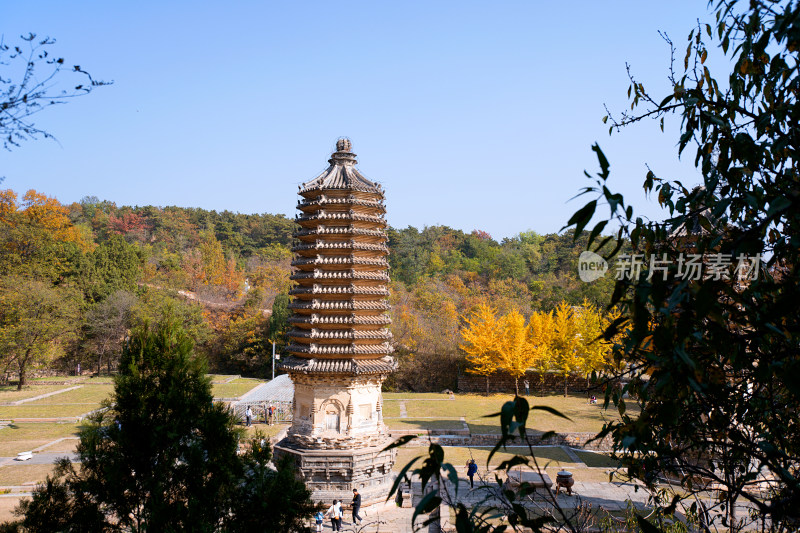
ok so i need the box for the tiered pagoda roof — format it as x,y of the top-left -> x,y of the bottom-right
283,139 -> 395,375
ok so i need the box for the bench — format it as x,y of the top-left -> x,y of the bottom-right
504,471 -> 552,492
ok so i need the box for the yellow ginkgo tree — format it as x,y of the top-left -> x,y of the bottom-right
525,309 -> 554,395
574,300 -> 610,380
460,303 -> 500,396
550,302 -> 583,397
496,309 -> 548,396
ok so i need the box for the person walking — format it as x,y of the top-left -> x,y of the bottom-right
245,406 -> 252,427
524,379 -> 530,396
467,458 -> 478,488
351,488 -> 362,525
326,499 -> 343,531
268,403 -> 275,426
313,509 -> 324,532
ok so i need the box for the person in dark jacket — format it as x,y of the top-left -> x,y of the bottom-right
351,488 -> 362,525
467,459 -> 478,488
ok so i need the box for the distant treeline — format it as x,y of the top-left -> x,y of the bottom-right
1,190 -> 620,390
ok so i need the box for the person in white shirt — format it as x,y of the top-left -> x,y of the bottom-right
325,499 -> 342,531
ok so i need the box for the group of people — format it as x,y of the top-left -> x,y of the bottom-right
315,488 -> 362,532
243,404 -> 278,427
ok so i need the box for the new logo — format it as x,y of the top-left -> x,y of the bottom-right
578,251 -> 608,282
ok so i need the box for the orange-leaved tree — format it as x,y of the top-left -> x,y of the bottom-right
460,303 -> 500,396
0,189 -> 95,280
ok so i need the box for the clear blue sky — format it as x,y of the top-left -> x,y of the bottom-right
3,1 -> 720,239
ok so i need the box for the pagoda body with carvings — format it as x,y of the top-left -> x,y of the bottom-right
275,139 -> 397,505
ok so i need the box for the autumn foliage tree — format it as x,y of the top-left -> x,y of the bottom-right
525,309 -> 554,378
0,189 -> 94,280
182,231 -> 243,297
550,301 -> 611,396
460,303 -> 501,395
461,302 -> 609,396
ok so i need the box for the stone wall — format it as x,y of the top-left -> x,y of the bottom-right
387,431 -> 613,451
457,370 -> 609,395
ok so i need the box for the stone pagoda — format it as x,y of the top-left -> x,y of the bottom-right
274,138 -> 397,506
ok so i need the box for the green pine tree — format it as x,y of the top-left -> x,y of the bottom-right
15,309 -> 316,532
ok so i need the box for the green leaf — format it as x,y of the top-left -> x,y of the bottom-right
567,200 -> 597,238
766,196 -> 791,217
412,491 -> 442,526
497,455 -> 530,472
487,435 -> 512,466
588,220 -> 608,248
592,143 -> 610,179
442,463 -> 460,493
530,405 -> 572,421
513,395 -> 529,437
636,515 -> 663,533
381,435 -> 416,452
385,456 -> 420,501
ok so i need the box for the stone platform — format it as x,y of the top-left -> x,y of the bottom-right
274,440 -> 397,507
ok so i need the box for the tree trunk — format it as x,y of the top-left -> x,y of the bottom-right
564,375 -> 568,398
485,375 -> 489,397
17,349 -> 32,390
515,377 -> 519,397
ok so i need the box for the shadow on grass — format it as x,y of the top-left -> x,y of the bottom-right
385,418 -> 465,432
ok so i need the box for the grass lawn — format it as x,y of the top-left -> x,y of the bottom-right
0,463 -> 63,486
0,496 -> 24,524
212,379 -> 263,399
0,404 -> 103,419
396,393 -> 640,434
239,422 -> 290,440
81,377 -> 114,385
383,392 -> 455,400
38,438 -> 80,453
393,445 -> 579,473
391,445 -> 625,484
27,385 -> 114,406
381,401 -> 401,418
0,385 -> 75,404
573,450 -> 620,469
0,421 -> 80,455
384,418 -> 465,432
208,374 -> 239,382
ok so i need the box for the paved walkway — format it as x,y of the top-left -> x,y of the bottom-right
1,385 -> 83,406
0,452 -> 79,468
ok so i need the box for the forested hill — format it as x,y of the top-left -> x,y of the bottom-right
1,190 -> 616,388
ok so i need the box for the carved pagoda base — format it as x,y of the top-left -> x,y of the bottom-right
273,440 -> 397,507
